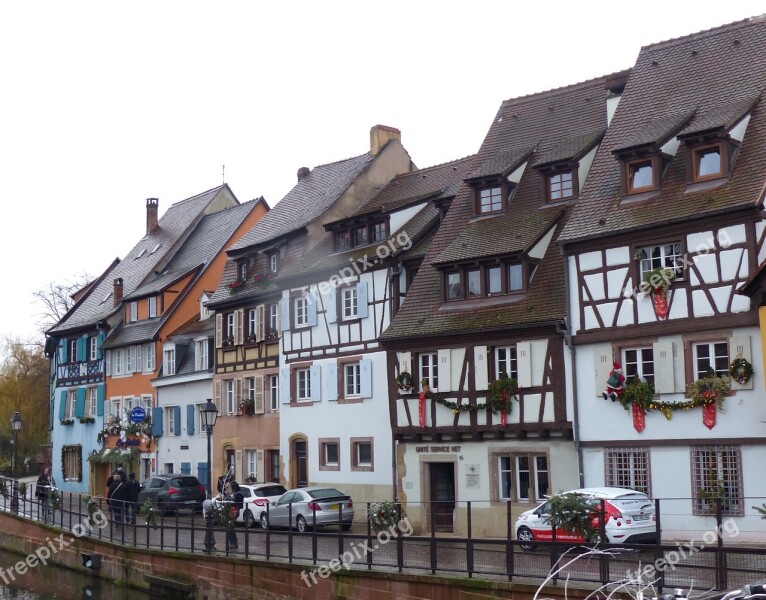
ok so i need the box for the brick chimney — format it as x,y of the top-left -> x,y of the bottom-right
113,278 -> 124,307
370,125 -> 401,156
297,167 -> 311,182
146,198 -> 159,234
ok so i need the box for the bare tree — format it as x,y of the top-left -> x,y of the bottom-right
33,271 -> 93,332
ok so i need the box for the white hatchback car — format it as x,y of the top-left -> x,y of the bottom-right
212,482 -> 287,528
515,487 -> 657,550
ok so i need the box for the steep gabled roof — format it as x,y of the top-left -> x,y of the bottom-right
560,16 -> 766,244
49,185 -> 235,335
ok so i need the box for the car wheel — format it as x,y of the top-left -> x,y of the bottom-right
296,515 -> 308,533
342,523 -> 352,532
244,510 -> 255,528
517,526 -> 536,551
260,512 -> 269,530
157,501 -> 168,517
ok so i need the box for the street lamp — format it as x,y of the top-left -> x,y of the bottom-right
10,412 -> 22,514
200,399 -> 218,553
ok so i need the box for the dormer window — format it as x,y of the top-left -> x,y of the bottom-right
269,252 -> 279,273
477,186 -> 503,214
335,231 -> 351,251
627,158 -> 656,193
443,260 -> 530,301
238,261 -> 248,281
333,220 -> 389,251
353,226 -> 368,246
547,170 -> 574,201
371,222 -> 387,243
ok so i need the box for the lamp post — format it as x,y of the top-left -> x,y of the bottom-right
201,399 -> 218,553
10,412 -> 22,514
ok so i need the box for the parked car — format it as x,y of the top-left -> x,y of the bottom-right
136,474 -> 206,515
212,482 -> 287,527
515,487 -> 657,550
260,487 -> 354,532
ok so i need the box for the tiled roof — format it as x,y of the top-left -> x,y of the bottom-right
102,319 -> 160,349
382,75 -> 612,340
678,96 -> 760,138
467,146 -> 535,181
612,111 -> 695,154
560,16 -> 766,243
535,128 -> 606,168
228,154 -> 375,251
49,185 -> 233,335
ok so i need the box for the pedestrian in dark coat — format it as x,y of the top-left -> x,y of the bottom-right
107,472 -> 128,524
126,473 -> 141,524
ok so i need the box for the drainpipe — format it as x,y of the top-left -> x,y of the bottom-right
563,255 -> 585,488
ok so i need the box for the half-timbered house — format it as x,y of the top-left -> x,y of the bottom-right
558,16 -> 766,540
380,75 -> 619,536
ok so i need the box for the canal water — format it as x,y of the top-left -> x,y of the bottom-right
0,547 -> 152,600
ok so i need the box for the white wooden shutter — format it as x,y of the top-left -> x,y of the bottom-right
215,314 -> 223,348
255,305 -> 265,342
437,350 -> 451,392
652,341 -> 675,394
474,345 -> 488,391
234,378 -> 242,412
234,309 -> 244,345
280,297 -> 290,331
309,364 -> 321,401
517,341 -> 532,388
255,449 -> 264,483
275,301 -> 282,333
326,288 -> 337,324
326,363 -> 338,401
360,359 -> 372,398
254,375 -> 265,413
280,367 -> 291,404
105,349 -> 112,376
214,380 -> 222,414
593,343 -> 613,399
729,335 -> 753,390
136,345 -> 143,372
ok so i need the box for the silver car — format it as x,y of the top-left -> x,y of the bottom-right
261,487 -> 354,532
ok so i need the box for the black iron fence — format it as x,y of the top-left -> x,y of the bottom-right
2,477 -> 765,592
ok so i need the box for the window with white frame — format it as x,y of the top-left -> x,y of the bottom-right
623,347 -> 655,386
420,353 -> 439,390
200,295 -> 211,320
127,346 -> 135,372
247,450 -> 257,482
691,446 -> 742,516
269,253 -> 278,273
294,297 -> 308,327
88,387 -> 98,417
269,374 -> 279,411
143,343 -> 155,372
693,341 -> 729,379
163,346 -> 176,376
319,439 -> 340,469
129,301 -> 138,322
69,339 -> 77,363
495,346 -> 518,380
268,303 -> 279,336
344,362 -> 361,397
141,395 -> 152,412
605,447 -> 650,495
165,406 -> 177,435
225,380 -> 236,414
247,308 -> 257,341
111,398 -> 121,419
245,376 -> 256,403
89,336 -> 98,361
637,243 -> 683,281
148,296 -> 157,318
296,368 -> 311,401
498,456 -> 513,500
342,287 -> 358,320
513,454 -> 548,502
113,349 -> 124,376
195,338 -> 209,371
67,390 -> 77,419
225,312 -> 236,339
351,438 -> 373,471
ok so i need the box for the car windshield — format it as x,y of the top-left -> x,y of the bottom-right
171,477 -> 200,488
307,488 -> 345,500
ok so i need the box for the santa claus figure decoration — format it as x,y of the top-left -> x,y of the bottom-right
602,362 -> 626,402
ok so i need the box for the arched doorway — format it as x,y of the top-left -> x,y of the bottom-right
290,436 -> 308,489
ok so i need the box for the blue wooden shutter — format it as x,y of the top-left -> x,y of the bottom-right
280,297 -> 290,331
174,405 -> 182,436
187,404 -> 196,435
180,462 -> 191,475
96,333 -> 104,359
280,367 -> 291,404
356,282 -> 368,319
360,359 -> 372,398
76,336 -> 87,362
326,363 -> 338,401
151,406 -> 164,437
58,390 -> 67,420
198,463 -> 209,493
309,364 -> 321,402
307,294 -> 317,327
75,387 -> 86,418
97,384 -> 105,416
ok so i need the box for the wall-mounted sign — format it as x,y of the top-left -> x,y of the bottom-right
465,464 -> 480,488
415,445 -> 461,453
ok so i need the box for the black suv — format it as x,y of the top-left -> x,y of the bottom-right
136,474 -> 206,514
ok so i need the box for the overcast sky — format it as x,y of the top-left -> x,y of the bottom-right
2,1 -> 764,346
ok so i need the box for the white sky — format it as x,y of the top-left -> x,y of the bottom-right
2,1 -> 764,344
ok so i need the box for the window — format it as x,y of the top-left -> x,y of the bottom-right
163,346 -> 176,376
353,226 -> 368,246
245,376 -> 256,403
636,243 -> 683,280
508,263 -> 523,291
269,253 -> 278,273
126,346 -> 136,372
88,387 -> 98,417
129,301 -> 138,322
495,346 -> 518,380
344,363 -> 361,398
319,439 -> 340,470
371,222 -> 387,243
693,341 -> 729,379
165,406 -> 177,435
238,261 -> 248,281
342,287 -> 358,320
515,455 -> 549,502
334,231 -> 350,251
467,270 -> 481,298
148,296 -> 157,318
692,143 -> 723,181
605,448 -> 650,495
294,297 -> 308,327
547,170 -> 574,201
225,313 -> 236,339
67,390 -> 77,419
267,303 -> 279,338
69,339 -> 77,363
477,186 -> 502,214
110,398 -> 122,419
623,347 -> 655,386
296,368 -> 311,401
112,349 -> 124,375
196,338 -> 209,371
269,374 -> 279,411
62,445 -> 82,482
351,437 -> 373,471
446,272 -> 461,300
499,456 -> 512,500
143,343 -> 156,372
691,446 -> 742,516
488,266 -> 502,295
180,462 -> 191,475
420,353 -> 439,390
225,380 -> 236,415
247,308 -> 257,340
89,337 -> 98,361
247,450 -> 258,482
444,262 -> 527,301
628,158 -> 655,192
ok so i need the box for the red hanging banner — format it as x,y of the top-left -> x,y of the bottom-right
500,410 -> 507,426
418,390 -> 426,428
702,403 -> 717,430
652,291 -> 670,320
632,402 -> 646,433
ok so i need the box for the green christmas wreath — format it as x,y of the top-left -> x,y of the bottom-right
729,355 -> 753,385
396,370 -> 413,390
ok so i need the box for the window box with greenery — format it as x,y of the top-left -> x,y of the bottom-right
239,397 -> 255,416
227,279 -> 245,295
221,336 -> 235,348
79,417 -> 95,424
60,418 -> 74,426
252,272 -> 275,287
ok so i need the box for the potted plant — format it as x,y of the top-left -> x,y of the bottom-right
641,266 -> 676,319
226,279 -> 245,295
139,498 -> 160,528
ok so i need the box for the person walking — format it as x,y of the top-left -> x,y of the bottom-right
222,481 -> 244,550
35,467 -> 56,522
126,473 -> 141,524
107,471 -> 128,524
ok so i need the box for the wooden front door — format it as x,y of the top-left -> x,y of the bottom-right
292,439 -> 308,488
429,462 -> 455,532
